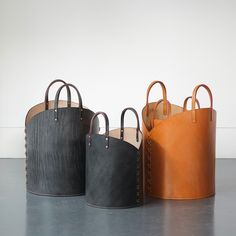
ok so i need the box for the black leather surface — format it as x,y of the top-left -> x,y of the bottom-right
86,134 -> 143,208
26,82 -> 98,196
26,107 -> 99,196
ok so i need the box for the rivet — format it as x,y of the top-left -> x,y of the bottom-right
106,145 -> 108,149
55,109 -> 57,112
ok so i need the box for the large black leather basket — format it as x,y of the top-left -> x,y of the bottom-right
25,80 -> 99,196
86,108 -> 143,208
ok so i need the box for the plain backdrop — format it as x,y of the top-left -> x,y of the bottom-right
0,0 -> 236,157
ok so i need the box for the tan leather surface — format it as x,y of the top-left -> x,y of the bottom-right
142,102 -> 183,131
142,82 -> 216,199
146,81 -> 168,116
183,96 -> 200,111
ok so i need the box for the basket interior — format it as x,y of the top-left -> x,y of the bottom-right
25,100 -> 80,124
142,101 -> 183,131
109,128 -> 142,149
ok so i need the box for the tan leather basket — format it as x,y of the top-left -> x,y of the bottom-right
142,81 -> 216,199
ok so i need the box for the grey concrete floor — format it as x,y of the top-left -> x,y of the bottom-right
0,159 -> 235,236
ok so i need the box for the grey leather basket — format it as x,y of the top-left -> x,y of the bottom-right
86,108 -> 143,209
25,80 -> 99,196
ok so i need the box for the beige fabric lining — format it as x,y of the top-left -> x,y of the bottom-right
109,128 -> 142,149
25,100 -> 83,124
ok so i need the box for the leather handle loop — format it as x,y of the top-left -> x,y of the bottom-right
44,79 -> 71,110
120,107 -> 140,142
146,81 -> 168,116
191,84 -> 213,123
183,96 -> 200,111
88,112 -> 109,149
151,99 -> 171,128
54,83 -> 83,121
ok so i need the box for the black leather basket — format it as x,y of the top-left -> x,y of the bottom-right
25,80 -> 98,196
85,108 -> 143,208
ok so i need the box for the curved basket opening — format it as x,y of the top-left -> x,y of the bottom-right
25,100 -> 85,124
142,102 -> 183,131
108,127 -> 142,149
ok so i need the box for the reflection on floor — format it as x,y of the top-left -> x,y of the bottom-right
0,159 -> 235,236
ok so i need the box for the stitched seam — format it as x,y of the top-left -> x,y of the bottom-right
25,127 -> 28,185
146,135 -> 152,195
136,151 -> 140,204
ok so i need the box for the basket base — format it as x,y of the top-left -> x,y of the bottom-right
86,201 -> 142,209
147,192 -> 215,200
27,190 -> 85,197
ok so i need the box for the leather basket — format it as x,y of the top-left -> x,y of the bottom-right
142,81 -> 216,199
25,80 -> 98,196
85,108 -> 143,208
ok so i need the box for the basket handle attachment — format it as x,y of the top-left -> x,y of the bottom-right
191,84 -> 213,123
54,83 -> 83,121
183,96 -> 200,111
88,112 -> 109,149
151,99 -> 171,128
120,107 -> 140,142
44,79 -> 71,110
146,81 -> 168,116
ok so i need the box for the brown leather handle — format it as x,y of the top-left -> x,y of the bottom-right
191,84 -> 213,122
44,79 -> 71,110
146,81 -> 168,116
151,99 -> 172,128
88,112 -> 109,149
120,107 -> 140,142
183,96 -> 200,111
54,83 -> 83,121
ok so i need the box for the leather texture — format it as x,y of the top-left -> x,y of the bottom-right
142,81 -> 216,199
25,81 -> 98,196
86,109 -> 143,209
44,79 -> 71,110
183,96 -> 200,111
